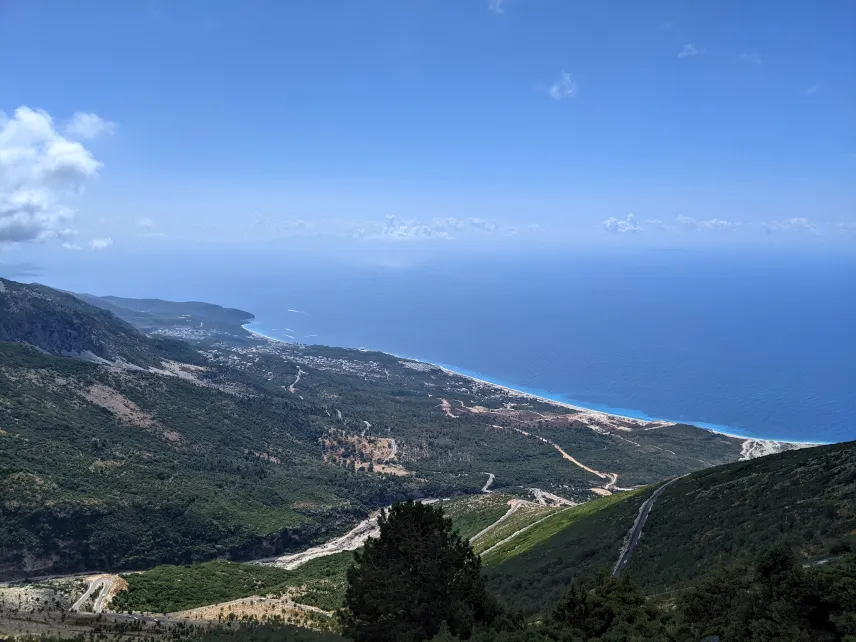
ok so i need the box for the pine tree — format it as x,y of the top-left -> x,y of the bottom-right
339,500 -> 495,642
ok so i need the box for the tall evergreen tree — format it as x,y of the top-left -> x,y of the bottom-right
339,500 -> 494,642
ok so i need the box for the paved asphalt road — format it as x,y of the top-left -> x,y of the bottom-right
613,476 -> 684,576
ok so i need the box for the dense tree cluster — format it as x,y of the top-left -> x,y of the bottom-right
340,501 -> 496,642
341,501 -> 855,642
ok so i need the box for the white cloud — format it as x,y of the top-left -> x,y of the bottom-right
836,222 -> 856,235
646,218 -> 668,230
805,85 -> 819,95
677,215 -> 739,231
247,213 -> 538,243
64,112 -> 115,140
488,0 -> 505,13
603,213 -> 642,233
62,242 -> 82,251
738,52 -> 762,65
134,216 -> 167,238
660,21 -> 675,30
547,72 -> 579,100
763,217 -> 818,234
0,106 -> 105,244
344,215 -> 533,242
88,237 -> 113,250
253,213 -> 311,237
678,44 -> 703,58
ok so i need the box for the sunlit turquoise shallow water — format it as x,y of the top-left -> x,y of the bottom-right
27,246 -> 856,443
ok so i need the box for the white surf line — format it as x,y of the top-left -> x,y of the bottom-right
287,367 -> 305,393
479,507 -> 573,558
481,472 -> 495,493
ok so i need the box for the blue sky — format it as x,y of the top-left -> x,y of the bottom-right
0,0 -> 854,259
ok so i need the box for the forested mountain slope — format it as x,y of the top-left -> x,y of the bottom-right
0,278 -> 199,367
483,441 -> 856,615
0,340 -> 425,579
0,279 -> 807,580
73,292 -> 254,339
624,439 -> 856,590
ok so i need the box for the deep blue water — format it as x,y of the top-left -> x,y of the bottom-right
21,246 -> 856,443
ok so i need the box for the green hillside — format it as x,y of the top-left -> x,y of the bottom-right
482,489 -> 652,616
73,292 -> 255,338
0,280 -> 806,583
625,439 -> 856,591
0,340 -> 430,579
483,441 -> 856,616
0,278 -> 200,367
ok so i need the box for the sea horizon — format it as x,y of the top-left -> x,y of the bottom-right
20,247 -> 855,446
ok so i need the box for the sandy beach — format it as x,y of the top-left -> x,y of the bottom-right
428,362 -> 822,447
242,325 -> 821,448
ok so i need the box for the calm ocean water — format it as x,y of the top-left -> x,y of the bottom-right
26,246 -> 855,443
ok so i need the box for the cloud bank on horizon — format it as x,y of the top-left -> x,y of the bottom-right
1,0 -> 853,253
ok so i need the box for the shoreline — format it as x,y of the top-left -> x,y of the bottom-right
242,324 -> 825,447
403,358 -> 824,446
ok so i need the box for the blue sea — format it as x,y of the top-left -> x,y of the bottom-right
21,245 -> 856,444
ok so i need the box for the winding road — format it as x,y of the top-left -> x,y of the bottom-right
383,438 -> 398,462
70,578 -> 113,613
612,476 -> 684,576
287,367 -> 305,393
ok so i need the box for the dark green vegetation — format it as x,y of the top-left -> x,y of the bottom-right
483,489 -> 652,616
191,623 -> 345,642
433,554 -> 856,641
337,500 -> 855,642
677,546 -> 854,642
74,292 -> 255,340
481,490 -> 645,566
442,493 -> 514,541
9,622 -> 345,642
340,501 -> 495,642
0,278 -> 200,366
625,440 -> 856,591
0,337 -> 432,578
1,279 -> 763,579
483,441 -> 856,617
112,555 -> 353,614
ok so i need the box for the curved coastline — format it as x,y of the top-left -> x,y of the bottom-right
243,324 -> 825,446
390,353 -> 824,446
